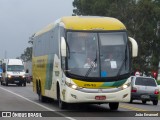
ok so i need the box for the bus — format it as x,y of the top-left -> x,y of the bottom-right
31,16 -> 138,110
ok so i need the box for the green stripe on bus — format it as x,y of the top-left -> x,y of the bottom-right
101,79 -> 127,87
45,55 -> 54,90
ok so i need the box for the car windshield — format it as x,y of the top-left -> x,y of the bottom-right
66,31 -> 129,79
7,65 -> 24,72
135,77 -> 157,87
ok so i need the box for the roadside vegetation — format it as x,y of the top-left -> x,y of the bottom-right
20,0 -> 160,75
157,80 -> 160,85
72,0 -> 160,74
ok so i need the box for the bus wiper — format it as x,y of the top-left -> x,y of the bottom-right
116,44 -> 128,79
116,57 -> 127,78
85,51 -> 97,77
85,58 -> 97,77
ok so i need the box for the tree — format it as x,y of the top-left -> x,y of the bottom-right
20,47 -> 32,62
73,0 -> 160,73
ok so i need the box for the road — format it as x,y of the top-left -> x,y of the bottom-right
0,83 -> 159,120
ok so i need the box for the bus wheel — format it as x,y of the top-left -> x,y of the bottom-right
57,85 -> 67,109
109,102 -> 119,110
36,80 -> 39,95
59,97 -> 67,109
38,81 -> 46,102
130,99 -> 133,103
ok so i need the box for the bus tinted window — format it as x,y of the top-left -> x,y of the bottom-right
33,25 -> 59,57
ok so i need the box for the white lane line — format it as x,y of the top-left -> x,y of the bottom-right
0,87 -> 76,120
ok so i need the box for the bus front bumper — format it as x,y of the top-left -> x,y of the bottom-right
61,86 -> 131,103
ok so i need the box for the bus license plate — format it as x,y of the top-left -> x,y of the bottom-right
95,96 -> 106,100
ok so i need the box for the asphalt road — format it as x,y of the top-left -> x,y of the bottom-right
0,83 -> 159,120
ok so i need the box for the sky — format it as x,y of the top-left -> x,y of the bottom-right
0,0 -> 74,59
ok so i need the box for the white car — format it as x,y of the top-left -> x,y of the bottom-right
130,76 -> 159,105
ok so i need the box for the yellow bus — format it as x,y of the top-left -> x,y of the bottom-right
31,16 -> 138,110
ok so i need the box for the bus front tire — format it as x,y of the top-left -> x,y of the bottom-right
58,98 -> 67,109
109,102 -> 119,110
130,99 -> 133,103
57,84 -> 67,109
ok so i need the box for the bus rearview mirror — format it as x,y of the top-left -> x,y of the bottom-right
61,37 -> 67,57
129,37 -> 138,57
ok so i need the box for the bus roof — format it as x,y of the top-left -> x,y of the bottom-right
34,16 -> 126,37
61,16 -> 126,30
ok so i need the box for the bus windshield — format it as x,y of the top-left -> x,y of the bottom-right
66,31 -> 129,79
7,65 -> 24,72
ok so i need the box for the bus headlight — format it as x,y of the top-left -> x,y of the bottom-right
119,82 -> 131,90
122,84 -> 128,89
65,81 -> 82,90
71,84 -> 78,89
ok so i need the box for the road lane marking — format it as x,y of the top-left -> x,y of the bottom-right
0,86 -> 152,116
120,104 -> 148,111
0,87 -> 76,120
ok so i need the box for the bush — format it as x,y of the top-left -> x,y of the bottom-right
157,80 -> 160,85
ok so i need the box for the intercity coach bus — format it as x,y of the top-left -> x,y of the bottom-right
31,16 -> 138,110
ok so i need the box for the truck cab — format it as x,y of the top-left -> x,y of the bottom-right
1,59 -> 26,86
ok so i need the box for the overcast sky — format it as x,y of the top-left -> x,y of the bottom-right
0,0 -> 74,58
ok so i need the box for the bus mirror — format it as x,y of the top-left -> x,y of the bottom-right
129,37 -> 138,57
61,37 -> 66,57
